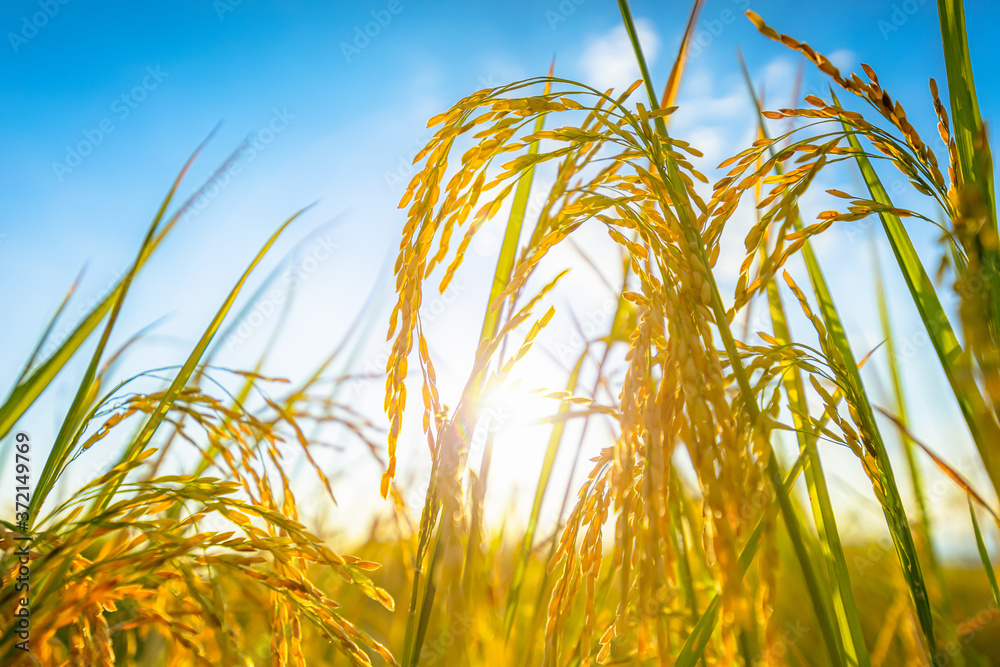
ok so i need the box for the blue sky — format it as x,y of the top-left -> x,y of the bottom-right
2,0 -> 999,550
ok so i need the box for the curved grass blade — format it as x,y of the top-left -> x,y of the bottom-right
26,149 -> 217,523
833,89 -> 1000,498
0,133 -> 227,445
873,242 -> 957,620
90,206 -> 309,513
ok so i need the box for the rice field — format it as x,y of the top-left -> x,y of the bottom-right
2,0 -> 1000,664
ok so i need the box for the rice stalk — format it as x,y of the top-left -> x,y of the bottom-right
738,55 -> 870,667
0,154 -> 396,666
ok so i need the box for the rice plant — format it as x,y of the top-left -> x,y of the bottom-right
3,0 -> 999,664
0,147 -> 395,666
377,0 -> 1000,664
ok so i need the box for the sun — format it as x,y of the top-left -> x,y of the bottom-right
477,354 -> 568,428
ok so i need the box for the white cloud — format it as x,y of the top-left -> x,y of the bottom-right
828,48 -> 856,73
579,19 -> 660,94
761,57 -> 797,104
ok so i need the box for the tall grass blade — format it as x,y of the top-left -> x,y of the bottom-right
504,2 -> 705,639
660,0 -> 705,112
936,0 -> 996,227
740,60 -> 870,667
616,2 -> 844,661
0,143 -> 209,445
91,206 -> 308,512
834,90 -> 1000,496
788,153 -> 938,654
969,497 -> 1000,609
26,157 -> 209,522
478,61 -> 555,345
873,243 -> 956,618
